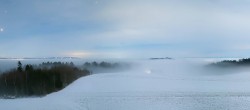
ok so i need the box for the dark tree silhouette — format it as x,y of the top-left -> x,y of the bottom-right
25,64 -> 33,72
0,61 -> 90,98
92,62 -> 98,67
17,61 -> 23,72
208,58 -> 250,68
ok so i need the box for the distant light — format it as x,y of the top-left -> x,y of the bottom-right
95,1 -> 99,4
145,69 -> 152,74
0,28 -> 3,32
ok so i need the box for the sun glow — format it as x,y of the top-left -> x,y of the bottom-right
64,51 -> 92,58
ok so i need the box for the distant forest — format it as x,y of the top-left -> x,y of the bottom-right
209,58 -> 250,68
81,61 -> 128,73
0,61 -> 121,99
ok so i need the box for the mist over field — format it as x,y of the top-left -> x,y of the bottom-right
1,58 -> 250,110
2,0 -> 250,109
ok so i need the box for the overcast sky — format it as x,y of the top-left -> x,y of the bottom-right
1,0 -> 250,58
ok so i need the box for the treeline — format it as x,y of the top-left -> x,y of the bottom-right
82,61 -> 129,73
37,61 -> 75,69
83,61 -> 120,68
0,61 -> 90,99
209,58 -> 250,68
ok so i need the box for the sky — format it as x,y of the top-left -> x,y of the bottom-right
1,0 -> 250,58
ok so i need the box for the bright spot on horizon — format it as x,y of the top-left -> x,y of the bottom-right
64,51 -> 92,58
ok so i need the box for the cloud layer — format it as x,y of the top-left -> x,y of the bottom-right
1,0 -> 250,58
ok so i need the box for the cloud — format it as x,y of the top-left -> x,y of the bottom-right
1,0 -> 250,58
92,0 -> 250,56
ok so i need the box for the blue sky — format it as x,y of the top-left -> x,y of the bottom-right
1,0 -> 250,58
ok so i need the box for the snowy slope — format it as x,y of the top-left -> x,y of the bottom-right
2,59 -> 250,110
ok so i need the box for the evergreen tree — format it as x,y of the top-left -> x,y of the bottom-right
17,61 -> 23,72
25,64 -> 33,72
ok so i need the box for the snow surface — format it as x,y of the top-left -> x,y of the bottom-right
2,59 -> 250,110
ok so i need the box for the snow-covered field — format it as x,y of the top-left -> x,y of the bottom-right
1,59 -> 250,110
